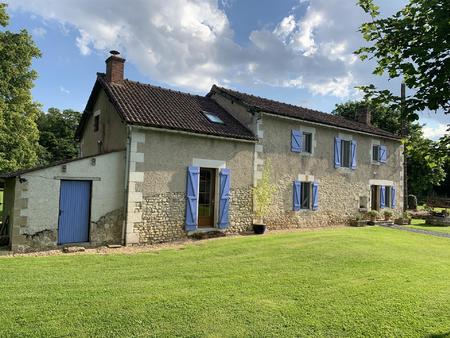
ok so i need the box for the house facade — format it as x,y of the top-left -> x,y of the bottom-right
0,52 -> 403,252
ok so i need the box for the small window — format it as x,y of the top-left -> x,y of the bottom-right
203,111 -> 224,124
341,140 -> 351,168
373,145 -> 380,161
94,115 -> 100,132
359,196 -> 368,210
303,132 -> 312,153
301,182 -> 311,209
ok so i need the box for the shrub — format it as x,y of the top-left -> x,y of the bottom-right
367,210 -> 379,220
252,160 -> 276,222
383,210 -> 394,220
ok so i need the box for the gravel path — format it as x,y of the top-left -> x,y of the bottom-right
380,223 -> 450,238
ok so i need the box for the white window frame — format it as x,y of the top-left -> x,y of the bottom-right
337,133 -> 353,170
300,125 -> 316,156
371,139 -> 381,165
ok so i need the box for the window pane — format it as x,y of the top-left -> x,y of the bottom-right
301,182 -> 311,209
341,140 -> 351,167
303,133 -> 312,153
203,111 -> 224,124
373,145 -> 379,161
385,186 -> 391,207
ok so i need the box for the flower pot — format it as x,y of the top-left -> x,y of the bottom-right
395,218 -> 411,225
253,223 -> 266,234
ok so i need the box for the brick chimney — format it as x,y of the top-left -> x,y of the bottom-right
357,106 -> 371,125
105,50 -> 125,83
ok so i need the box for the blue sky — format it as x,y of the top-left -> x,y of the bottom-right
5,0 -> 449,140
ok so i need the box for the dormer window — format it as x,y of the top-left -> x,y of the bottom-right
203,111 -> 224,124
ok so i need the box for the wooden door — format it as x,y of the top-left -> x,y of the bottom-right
58,180 -> 91,244
371,185 -> 379,210
198,168 -> 216,227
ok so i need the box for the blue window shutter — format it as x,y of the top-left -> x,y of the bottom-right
293,181 -> 301,211
391,187 -> 396,208
380,145 -> 387,163
312,182 -> 319,210
185,166 -> 199,231
351,140 -> 357,169
291,130 -> 302,153
218,168 -> 231,229
380,186 -> 386,208
334,137 -> 341,168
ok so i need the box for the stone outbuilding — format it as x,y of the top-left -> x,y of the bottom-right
0,51 -> 404,252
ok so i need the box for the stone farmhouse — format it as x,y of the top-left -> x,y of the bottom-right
0,52 -> 404,252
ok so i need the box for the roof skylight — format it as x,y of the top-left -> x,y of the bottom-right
203,111 -> 224,124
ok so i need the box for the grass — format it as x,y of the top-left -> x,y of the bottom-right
407,218 -> 450,234
1,227 -> 450,337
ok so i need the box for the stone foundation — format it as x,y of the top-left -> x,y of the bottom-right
227,187 -> 253,233
90,208 -> 124,245
136,187 -> 254,244
264,174 -> 375,229
138,192 -> 187,244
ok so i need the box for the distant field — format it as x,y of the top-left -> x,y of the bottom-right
0,227 -> 449,337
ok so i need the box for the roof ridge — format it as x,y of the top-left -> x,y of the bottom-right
116,76 -> 208,100
212,84 -> 399,139
213,84 -> 323,114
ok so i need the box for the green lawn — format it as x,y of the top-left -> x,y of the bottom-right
407,218 -> 450,234
1,227 -> 449,337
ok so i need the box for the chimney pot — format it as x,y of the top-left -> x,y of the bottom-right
357,106 -> 371,125
105,51 -> 125,83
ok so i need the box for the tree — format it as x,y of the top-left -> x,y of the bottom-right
332,100 -> 421,135
406,127 -> 446,198
333,100 -> 447,199
0,3 -> 41,173
356,0 -> 450,119
332,100 -> 401,134
252,160 -> 277,222
37,108 -> 81,164
433,126 -> 450,197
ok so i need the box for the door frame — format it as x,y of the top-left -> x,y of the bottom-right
198,168 -> 217,228
192,158 -> 226,229
57,179 -> 93,245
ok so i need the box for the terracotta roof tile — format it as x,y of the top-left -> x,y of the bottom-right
210,85 -> 400,139
96,75 -> 256,141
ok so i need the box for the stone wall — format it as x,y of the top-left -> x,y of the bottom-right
227,187 -> 253,233
264,174 -> 369,229
138,192 -> 187,244
136,187 -> 253,244
90,208 -> 124,245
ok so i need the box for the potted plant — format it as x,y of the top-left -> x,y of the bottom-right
367,210 -> 378,225
252,160 -> 276,234
349,213 -> 367,227
383,210 -> 394,222
395,211 -> 412,225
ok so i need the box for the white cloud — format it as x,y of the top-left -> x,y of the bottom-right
8,0 -> 406,98
59,86 -> 70,94
274,15 -> 296,42
292,10 -> 324,56
31,27 -> 47,37
422,122 -> 448,140
308,73 -> 355,97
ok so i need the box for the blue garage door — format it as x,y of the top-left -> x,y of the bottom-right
58,180 -> 91,244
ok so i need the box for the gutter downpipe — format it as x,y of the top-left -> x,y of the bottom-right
122,125 -> 132,246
